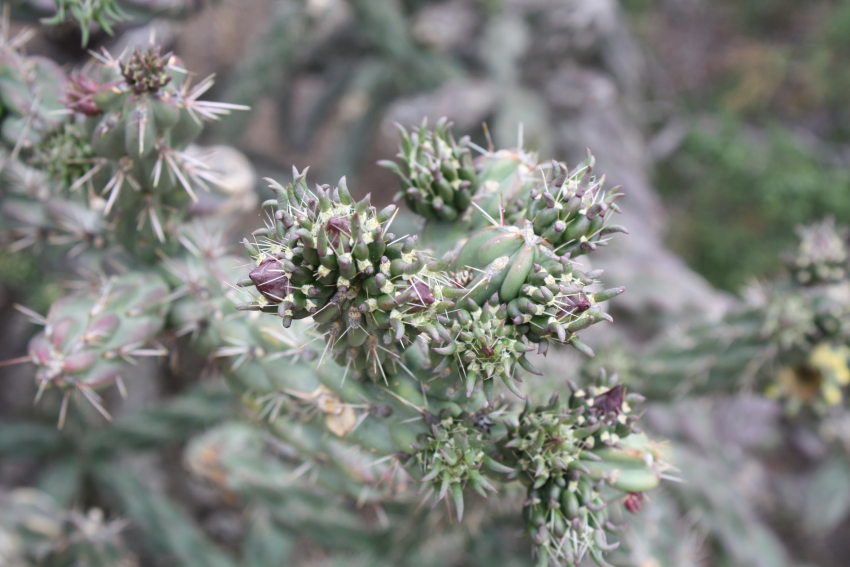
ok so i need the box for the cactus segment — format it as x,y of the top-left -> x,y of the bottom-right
26,273 -> 170,424
382,118 -> 478,221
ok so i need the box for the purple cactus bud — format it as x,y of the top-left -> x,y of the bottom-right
591,385 -> 624,417
326,216 -> 351,247
405,281 -> 435,313
623,492 -> 644,514
249,258 -> 291,304
556,293 -> 592,318
570,293 -> 592,313
65,73 -> 103,117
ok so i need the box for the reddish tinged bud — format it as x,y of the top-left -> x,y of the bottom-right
556,292 -> 592,318
570,293 -> 592,313
249,258 -> 291,303
623,492 -> 644,514
326,216 -> 351,247
405,281 -> 435,313
65,73 -> 103,117
591,385 -> 624,417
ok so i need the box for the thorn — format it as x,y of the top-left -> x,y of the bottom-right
13,304 -> 46,325
481,122 -> 494,153
57,390 -> 70,429
0,355 -> 30,367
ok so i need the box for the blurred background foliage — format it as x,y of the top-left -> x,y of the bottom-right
627,0 -> 850,291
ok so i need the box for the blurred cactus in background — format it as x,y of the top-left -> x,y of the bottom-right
42,0 -> 128,45
4,1 -> 850,567
572,216 -> 850,566
0,489 -> 136,567
597,218 -> 850,416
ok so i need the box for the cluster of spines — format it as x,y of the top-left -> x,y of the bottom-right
430,297 -> 536,398
30,121 -> 97,189
1,488 -> 134,565
524,473 -> 613,567
120,47 -> 173,94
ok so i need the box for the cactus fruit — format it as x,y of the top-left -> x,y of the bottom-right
380,118 -> 477,221
510,383 -> 661,567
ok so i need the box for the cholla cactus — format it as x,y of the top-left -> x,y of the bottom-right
470,149 -> 626,257
788,218 -> 849,286
0,24 -> 65,152
592,218 -> 850,417
58,45 -> 246,256
568,220 -> 850,567
1,30 -> 246,258
502,154 -> 626,258
238,121 -> 664,565
0,489 -> 135,567
513,384 -> 661,566
241,172 -> 452,382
